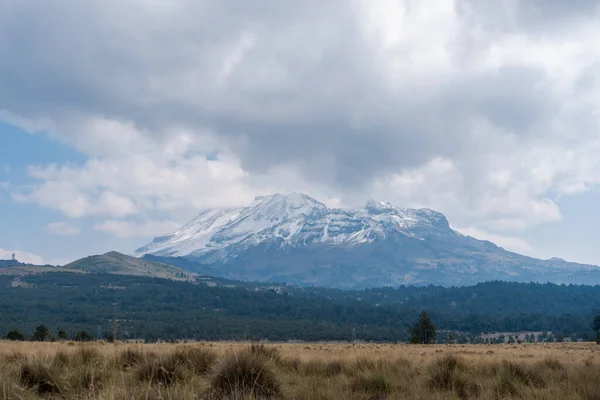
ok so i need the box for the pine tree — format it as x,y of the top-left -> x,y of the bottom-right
32,324 -> 50,342
593,315 -> 600,344
57,328 -> 68,341
410,311 -> 437,344
74,331 -> 93,342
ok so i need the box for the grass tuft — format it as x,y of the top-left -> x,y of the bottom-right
135,353 -> 186,386
19,358 -> 68,395
209,348 -> 281,399
351,372 -> 393,396
498,361 -> 547,388
425,355 -> 480,399
172,346 -> 217,375
544,357 -> 564,371
249,343 -> 281,361
115,347 -> 146,369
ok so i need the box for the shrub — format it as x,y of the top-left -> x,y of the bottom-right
209,349 -> 281,399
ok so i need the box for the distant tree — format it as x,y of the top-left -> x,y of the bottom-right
6,329 -> 24,341
32,324 -> 50,342
410,311 -> 437,344
57,328 -> 68,341
105,332 -> 115,343
74,331 -> 93,342
594,315 -> 600,344
508,335 -> 515,344
547,333 -> 555,343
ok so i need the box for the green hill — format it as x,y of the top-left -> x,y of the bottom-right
61,251 -> 198,282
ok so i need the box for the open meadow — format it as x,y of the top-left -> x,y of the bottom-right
1,341 -> 600,399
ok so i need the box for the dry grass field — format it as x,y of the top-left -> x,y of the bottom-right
1,341 -> 600,399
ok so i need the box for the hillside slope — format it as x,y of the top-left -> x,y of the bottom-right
62,251 -> 198,282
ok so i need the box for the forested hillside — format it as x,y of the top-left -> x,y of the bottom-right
0,273 -> 598,342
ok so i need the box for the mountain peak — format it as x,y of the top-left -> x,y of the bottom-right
364,200 -> 395,214
134,193 -> 600,288
135,193 -> 453,259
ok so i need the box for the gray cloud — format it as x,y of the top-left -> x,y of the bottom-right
2,0 -> 600,245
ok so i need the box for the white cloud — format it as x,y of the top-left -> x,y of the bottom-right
46,222 -> 80,236
2,0 -> 600,248
93,220 -> 180,239
0,249 -> 46,265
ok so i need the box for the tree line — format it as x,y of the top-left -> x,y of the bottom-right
7,313 -> 600,344
408,311 -> 600,345
6,324 -> 95,342
2,273 -> 600,342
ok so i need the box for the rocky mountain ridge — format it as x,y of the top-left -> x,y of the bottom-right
135,193 -> 600,288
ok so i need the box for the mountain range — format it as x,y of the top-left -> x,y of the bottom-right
135,193 -> 600,288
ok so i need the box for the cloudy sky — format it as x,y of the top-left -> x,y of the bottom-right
2,0 -> 600,265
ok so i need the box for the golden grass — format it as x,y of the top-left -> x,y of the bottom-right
0,341 -> 599,399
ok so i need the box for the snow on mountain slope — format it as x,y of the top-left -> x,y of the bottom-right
134,193 -> 451,258
135,193 -> 600,288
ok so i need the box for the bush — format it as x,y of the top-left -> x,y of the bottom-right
6,329 -> 25,341
209,349 -> 281,399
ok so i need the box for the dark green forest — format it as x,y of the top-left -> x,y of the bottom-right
1,273 -> 598,342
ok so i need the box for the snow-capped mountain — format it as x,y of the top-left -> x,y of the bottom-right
135,193 -> 600,288
135,193 -> 451,258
